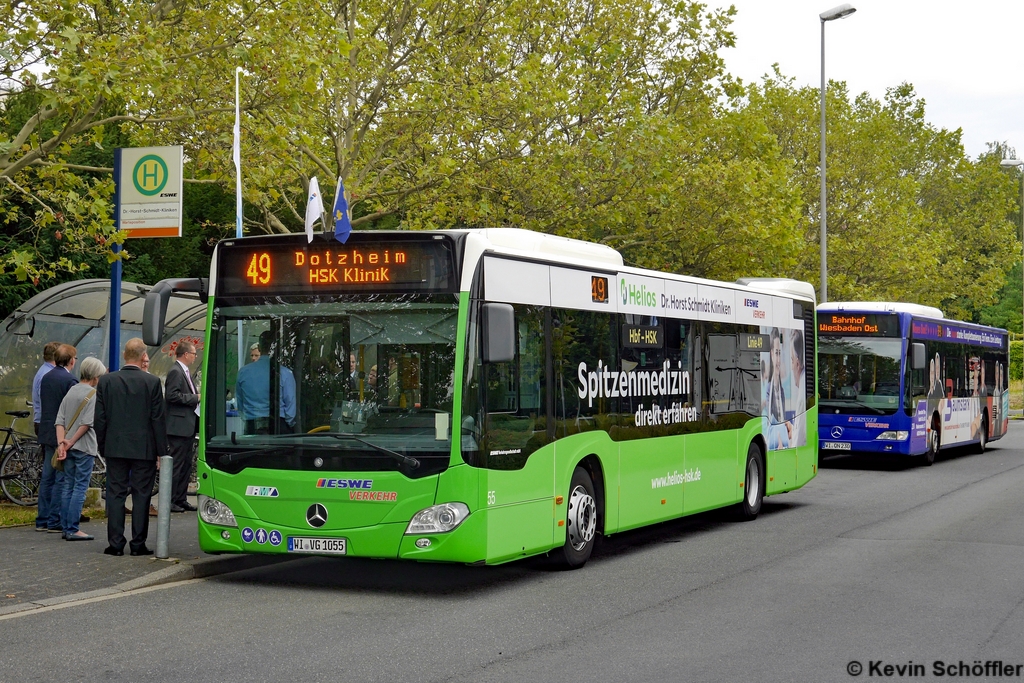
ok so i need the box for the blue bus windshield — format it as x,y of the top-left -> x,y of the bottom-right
818,337 -> 902,415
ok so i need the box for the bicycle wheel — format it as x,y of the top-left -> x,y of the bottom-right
1,442 -> 43,506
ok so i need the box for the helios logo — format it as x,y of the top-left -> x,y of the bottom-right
620,277 -> 657,308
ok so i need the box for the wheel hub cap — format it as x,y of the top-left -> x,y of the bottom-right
567,484 -> 596,551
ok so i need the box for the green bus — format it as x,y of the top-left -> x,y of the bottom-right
143,229 -> 818,568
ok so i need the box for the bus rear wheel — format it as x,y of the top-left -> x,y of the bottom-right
736,442 -> 764,521
977,414 -> 988,454
554,467 -> 598,569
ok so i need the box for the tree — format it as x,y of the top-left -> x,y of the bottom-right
737,73 -> 1019,315
0,0 -> 273,282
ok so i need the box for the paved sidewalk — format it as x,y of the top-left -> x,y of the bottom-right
0,495 -> 289,616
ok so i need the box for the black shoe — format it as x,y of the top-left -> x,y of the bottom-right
170,504 -> 186,513
103,546 -> 124,556
66,532 -> 95,541
130,545 -> 154,556
179,501 -> 197,512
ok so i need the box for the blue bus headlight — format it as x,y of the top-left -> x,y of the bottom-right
405,502 -> 470,534
198,495 -> 238,527
875,431 -> 909,441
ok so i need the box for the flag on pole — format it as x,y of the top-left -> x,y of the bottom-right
332,176 -> 352,243
305,176 -> 324,243
233,67 -> 243,239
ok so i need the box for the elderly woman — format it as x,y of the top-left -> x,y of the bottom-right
55,356 -> 107,541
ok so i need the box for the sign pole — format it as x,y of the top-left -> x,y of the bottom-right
109,149 -> 123,372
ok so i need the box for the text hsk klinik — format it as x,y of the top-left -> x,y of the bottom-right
294,249 -> 407,284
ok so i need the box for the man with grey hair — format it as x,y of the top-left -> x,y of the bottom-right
55,357 -> 106,540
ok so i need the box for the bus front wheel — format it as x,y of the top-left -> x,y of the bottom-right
736,442 -> 764,521
924,420 -> 940,466
554,467 -> 598,569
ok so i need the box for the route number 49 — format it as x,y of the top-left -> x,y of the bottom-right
487,491 -> 496,506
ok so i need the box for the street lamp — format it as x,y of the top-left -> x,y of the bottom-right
819,3 -> 856,303
1000,157 -> 1024,409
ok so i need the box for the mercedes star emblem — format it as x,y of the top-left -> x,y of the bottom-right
313,457 -> 324,468
830,426 -> 844,439
306,503 -> 328,528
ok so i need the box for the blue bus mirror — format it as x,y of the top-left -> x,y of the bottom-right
481,303 -> 515,364
911,342 -> 926,370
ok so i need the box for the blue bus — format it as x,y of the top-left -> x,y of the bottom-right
817,302 -> 1009,465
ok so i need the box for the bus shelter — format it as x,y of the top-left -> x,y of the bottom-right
0,279 -> 206,422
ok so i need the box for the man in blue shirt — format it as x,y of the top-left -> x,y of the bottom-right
31,342 -> 61,435
37,344 -> 78,532
235,331 -> 296,434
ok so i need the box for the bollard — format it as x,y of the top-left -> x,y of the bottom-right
155,455 -> 173,559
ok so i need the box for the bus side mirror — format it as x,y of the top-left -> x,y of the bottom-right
911,342 -> 926,370
143,278 -> 208,346
481,303 -> 515,364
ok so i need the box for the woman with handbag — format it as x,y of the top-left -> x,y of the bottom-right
55,357 -> 107,541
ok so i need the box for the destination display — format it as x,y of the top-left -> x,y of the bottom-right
217,237 -> 455,296
817,312 -> 900,337
622,324 -> 662,348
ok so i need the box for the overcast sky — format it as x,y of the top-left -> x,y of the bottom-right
716,0 -> 1024,159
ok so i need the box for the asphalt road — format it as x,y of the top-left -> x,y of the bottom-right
2,423 -> 1023,683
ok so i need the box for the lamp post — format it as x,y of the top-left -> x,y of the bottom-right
819,3 -> 857,304
1000,157 -> 1024,409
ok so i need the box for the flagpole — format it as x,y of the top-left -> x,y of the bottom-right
233,67 -> 243,240
233,67 -> 244,381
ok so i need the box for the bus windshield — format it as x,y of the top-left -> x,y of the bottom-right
204,293 -> 458,475
818,336 -> 902,415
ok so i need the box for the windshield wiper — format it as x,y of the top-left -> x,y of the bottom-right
820,399 -> 888,415
310,433 -> 421,469
216,445 -> 291,466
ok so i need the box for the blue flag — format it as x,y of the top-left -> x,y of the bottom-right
332,176 -> 352,243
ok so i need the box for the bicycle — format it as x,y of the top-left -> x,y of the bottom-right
0,409 -> 44,506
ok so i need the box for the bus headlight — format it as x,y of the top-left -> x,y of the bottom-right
875,431 -> 909,441
405,502 -> 470,534
198,495 -> 238,527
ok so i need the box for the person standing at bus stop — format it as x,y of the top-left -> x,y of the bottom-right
94,338 -> 167,556
32,341 -> 61,436
54,357 -> 106,540
165,341 -> 200,513
36,344 -> 78,532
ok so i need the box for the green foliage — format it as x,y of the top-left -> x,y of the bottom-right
0,0 -> 1021,334
735,73 -> 1020,315
1011,341 -> 1022,382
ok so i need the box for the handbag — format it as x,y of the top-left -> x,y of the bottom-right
52,389 -> 96,471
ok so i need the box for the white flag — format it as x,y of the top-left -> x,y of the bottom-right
304,176 -> 324,243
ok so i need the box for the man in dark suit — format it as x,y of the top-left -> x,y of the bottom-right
36,344 -> 77,532
94,337 -> 168,556
165,341 -> 199,513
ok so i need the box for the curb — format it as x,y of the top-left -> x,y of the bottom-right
0,554 -> 293,617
